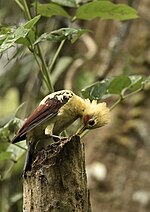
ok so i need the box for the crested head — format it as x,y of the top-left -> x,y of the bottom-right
82,99 -> 110,129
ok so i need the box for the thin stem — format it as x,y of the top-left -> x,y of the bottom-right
29,41 -> 54,92
14,143 -> 27,151
49,39 -> 66,73
37,45 -> 54,92
32,49 -> 50,88
123,87 -> 143,99
110,87 -> 143,111
110,98 -> 122,111
17,0 -> 54,93
21,0 -> 32,20
15,0 -> 24,12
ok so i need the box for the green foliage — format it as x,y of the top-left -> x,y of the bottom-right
34,2 -> 70,18
0,152 -> 12,162
34,28 -> 89,44
0,118 -> 22,145
0,26 -> 14,45
0,118 -> 26,179
0,1 -> 138,53
50,0 -> 78,7
82,75 -> 147,100
0,15 -> 41,52
0,0 -> 140,174
76,1 -> 138,20
0,0 -> 138,93
0,0 -> 142,182
81,78 -> 110,99
0,1 -> 147,211
108,75 -> 132,95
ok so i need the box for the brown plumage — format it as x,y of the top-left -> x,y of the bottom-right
12,90 -> 110,176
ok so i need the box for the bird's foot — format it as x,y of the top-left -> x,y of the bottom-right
50,134 -> 67,142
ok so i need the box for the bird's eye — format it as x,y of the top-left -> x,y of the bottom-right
88,120 -> 95,126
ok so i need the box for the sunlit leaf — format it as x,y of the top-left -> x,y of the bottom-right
16,30 -> 36,46
0,26 -> 14,45
0,27 -> 30,52
76,1 -> 138,20
0,16 -> 41,52
23,15 -> 41,29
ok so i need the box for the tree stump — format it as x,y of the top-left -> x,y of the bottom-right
23,135 -> 92,212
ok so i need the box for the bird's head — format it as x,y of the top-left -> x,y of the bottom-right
76,100 -> 110,136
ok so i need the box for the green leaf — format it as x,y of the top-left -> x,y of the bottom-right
81,75 -> 146,100
34,28 -> 88,44
0,152 -> 13,162
0,16 -> 41,52
0,117 -> 26,160
23,15 -> 41,29
108,75 -> 131,95
127,75 -> 145,92
34,2 -> 70,18
0,118 -> 24,148
0,27 -> 30,52
76,1 -> 138,20
0,127 -> 10,151
0,117 -> 26,175
0,26 -> 14,45
11,15 -> 41,46
81,79 -> 110,100
16,30 -> 36,46
51,0 -> 78,7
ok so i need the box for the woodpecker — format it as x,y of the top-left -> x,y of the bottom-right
12,90 -> 110,176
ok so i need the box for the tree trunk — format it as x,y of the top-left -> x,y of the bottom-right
23,135 -> 92,212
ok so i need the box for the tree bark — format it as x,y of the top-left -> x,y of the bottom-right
23,135 -> 92,212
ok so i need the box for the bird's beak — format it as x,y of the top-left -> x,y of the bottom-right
76,124 -> 86,136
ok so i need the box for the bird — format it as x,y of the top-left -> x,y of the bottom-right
12,90 -> 110,176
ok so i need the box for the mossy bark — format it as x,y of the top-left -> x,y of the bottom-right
23,135 -> 92,212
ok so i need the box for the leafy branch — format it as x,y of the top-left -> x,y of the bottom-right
82,75 -> 148,110
16,0 -> 54,92
110,86 -> 144,111
0,0 -> 138,93
0,0 -> 140,180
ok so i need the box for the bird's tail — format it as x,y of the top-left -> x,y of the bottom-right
22,142 -> 35,178
12,134 -> 26,144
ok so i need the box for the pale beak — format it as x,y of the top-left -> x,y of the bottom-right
76,125 -> 89,139
76,124 -> 86,136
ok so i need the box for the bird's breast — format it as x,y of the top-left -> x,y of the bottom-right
52,103 -> 79,135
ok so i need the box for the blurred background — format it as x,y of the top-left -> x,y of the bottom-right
0,0 -> 150,211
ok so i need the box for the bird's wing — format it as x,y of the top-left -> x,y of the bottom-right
12,96 -> 69,143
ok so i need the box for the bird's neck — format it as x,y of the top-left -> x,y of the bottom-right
69,94 -> 87,116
